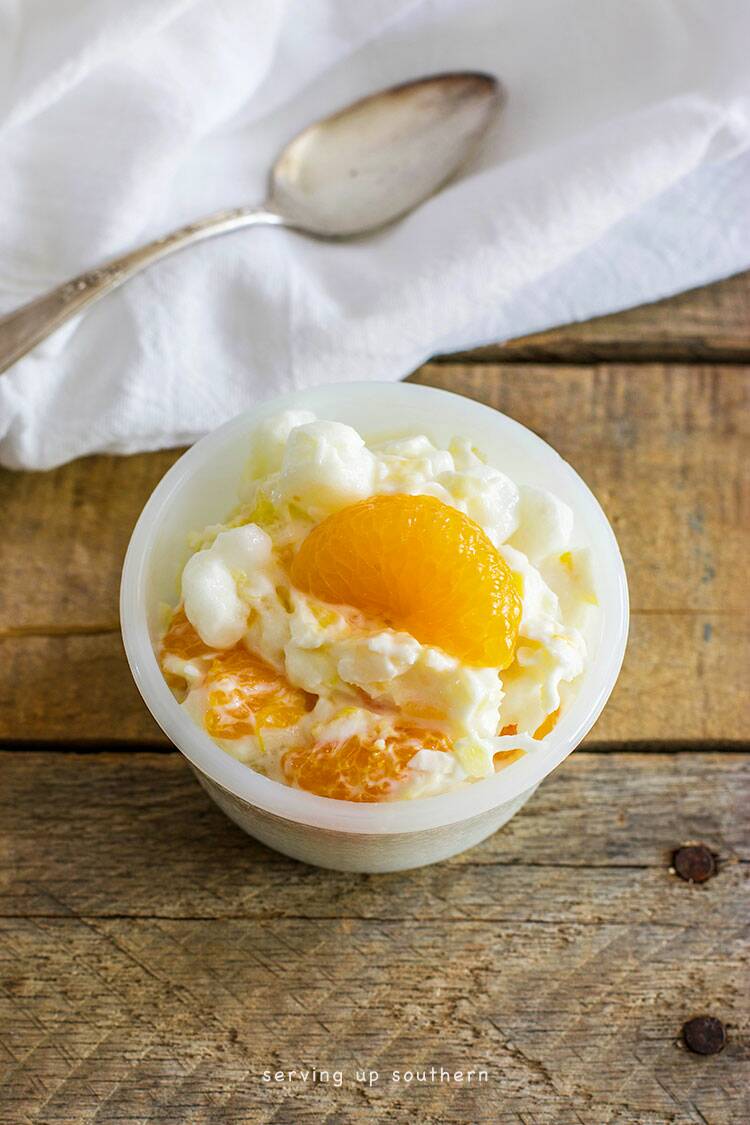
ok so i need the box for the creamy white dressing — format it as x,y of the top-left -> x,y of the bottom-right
162,411 -> 598,800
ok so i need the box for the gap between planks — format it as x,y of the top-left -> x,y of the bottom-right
434,271 -> 750,364
1,740 -> 749,755
432,349 -> 750,366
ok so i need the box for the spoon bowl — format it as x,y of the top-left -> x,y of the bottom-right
0,72 -> 501,373
270,73 -> 500,236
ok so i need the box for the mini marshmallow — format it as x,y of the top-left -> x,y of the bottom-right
182,524 -> 272,648
280,420 -> 376,515
245,409 -> 317,483
508,485 -> 574,561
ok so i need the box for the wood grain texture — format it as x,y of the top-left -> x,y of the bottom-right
2,363 -> 747,631
0,750 -> 747,1124
410,363 -> 749,617
0,632 -> 164,743
0,449 -> 181,633
1,277 -> 748,1125
447,270 -> 750,363
0,610 -> 746,745
1,362 -> 747,746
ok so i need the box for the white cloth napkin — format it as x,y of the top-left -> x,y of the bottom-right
1,0 -> 749,470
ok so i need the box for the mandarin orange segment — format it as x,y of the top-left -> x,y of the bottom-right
495,723 -> 524,769
205,646 -> 314,740
160,607 -> 313,740
534,708 -> 560,740
290,493 -> 522,668
493,748 -> 525,769
492,709 -> 561,772
282,722 -> 452,802
160,606 -> 214,662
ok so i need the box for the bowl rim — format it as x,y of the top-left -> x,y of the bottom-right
120,381 -> 629,834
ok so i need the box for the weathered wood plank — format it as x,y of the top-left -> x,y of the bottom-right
0,912 -> 746,1125
0,631 -> 164,743
0,609 -> 746,744
598,612 -> 747,744
410,363 -> 749,616
0,448 -> 181,634
1,751 -> 747,917
1,361 -> 747,745
2,363 -> 746,634
446,270 -> 750,363
0,751 -> 747,1124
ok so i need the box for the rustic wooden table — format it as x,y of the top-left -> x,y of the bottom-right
1,273 -> 748,1124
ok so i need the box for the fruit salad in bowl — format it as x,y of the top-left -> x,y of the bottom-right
159,406 -> 599,803
122,382 -> 627,870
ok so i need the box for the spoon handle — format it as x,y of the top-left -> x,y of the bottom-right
0,205 -> 282,375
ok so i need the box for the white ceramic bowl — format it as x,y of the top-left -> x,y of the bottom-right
121,381 -> 628,872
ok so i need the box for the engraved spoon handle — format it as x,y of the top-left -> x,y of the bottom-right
0,206 -> 282,375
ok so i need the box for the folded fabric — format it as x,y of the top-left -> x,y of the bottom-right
1,0 -> 749,469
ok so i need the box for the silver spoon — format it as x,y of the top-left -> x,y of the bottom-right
0,72 -> 500,376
